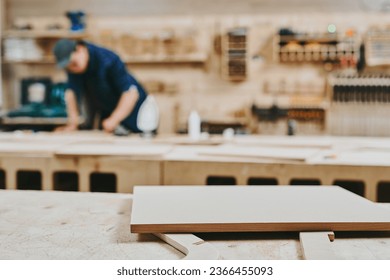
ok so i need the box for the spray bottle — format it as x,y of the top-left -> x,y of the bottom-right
188,110 -> 201,140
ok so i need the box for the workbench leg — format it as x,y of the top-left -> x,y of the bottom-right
300,231 -> 339,260
278,177 -> 290,185
79,170 -> 90,192
365,179 -> 378,202
117,176 -> 132,193
5,169 -> 16,190
42,172 -> 52,191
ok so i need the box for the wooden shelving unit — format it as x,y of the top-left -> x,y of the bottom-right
3,30 -> 88,39
1,29 -> 88,64
221,27 -> 247,82
2,54 -> 208,65
365,27 -> 390,67
2,29 -> 208,65
275,31 -> 360,65
117,53 -> 207,64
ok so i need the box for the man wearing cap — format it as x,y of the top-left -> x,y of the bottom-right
53,39 -> 154,133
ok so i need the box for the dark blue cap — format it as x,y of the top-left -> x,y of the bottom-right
53,39 -> 77,68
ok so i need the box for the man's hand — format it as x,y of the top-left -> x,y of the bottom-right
103,87 -> 139,133
102,117 -> 120,133
54,123 -> 78,132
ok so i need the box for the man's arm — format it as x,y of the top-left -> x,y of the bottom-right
102,86 -> 139,133
55,89 -> 79,131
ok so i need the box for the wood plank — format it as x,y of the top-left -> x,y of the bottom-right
55,143 -> 173,157
198,144 -> 321,161
131,186 -> 390,233
6,0 -> 364,17
309,149 -> 390,166
3,30 -> 87,38
299,231 -> 339,260
0,132 -> 102,156
154,135 -> 223,146
233,135 -> 333,149
154,233 -> 220,259
0,142 -> 66,156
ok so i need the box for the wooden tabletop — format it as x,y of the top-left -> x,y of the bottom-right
0,190 -> 389,260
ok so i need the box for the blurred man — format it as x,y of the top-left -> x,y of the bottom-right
53,39 -> 156,134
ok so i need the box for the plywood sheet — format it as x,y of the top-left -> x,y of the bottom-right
55,143 -> 173,157
308,149 -> 390,166
153,135 -> 223,146
131,186 -> 390,233
233,136 -> 333,149
0,142 -> 66,156
198,144 -> 321,161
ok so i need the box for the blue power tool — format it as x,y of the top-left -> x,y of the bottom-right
66,11 -> 86,32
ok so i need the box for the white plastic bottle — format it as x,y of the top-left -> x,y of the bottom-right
188,110 -> 201,141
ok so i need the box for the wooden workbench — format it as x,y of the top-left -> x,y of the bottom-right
1,131 -> 390,201
0,190 -> 389,260
0,131 -> 166,192
162,135 -> 390,202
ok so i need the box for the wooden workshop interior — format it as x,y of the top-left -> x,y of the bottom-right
1,0 -> 390,260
